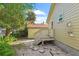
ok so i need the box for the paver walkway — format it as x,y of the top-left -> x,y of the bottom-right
12,39 -> 71,56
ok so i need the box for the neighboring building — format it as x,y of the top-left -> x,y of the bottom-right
47,3 -> 79,55
0,27 -> 6,36
27,24 -> 48,38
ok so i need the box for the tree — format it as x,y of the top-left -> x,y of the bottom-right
26,10 -> 36,24
0,3 -> 34,36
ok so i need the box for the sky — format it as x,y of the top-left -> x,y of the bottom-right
33,3 -> 51,24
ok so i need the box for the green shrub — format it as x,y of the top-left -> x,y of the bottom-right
0,35 -> 4,43
0,42 -> 16,56
4,35 -> 17,44
12,27 -> 28,38
0,35 -> 16,56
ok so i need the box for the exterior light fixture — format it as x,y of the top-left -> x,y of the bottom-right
67,22 -> 72,27
69,33 -> 74,37
68,32 -> 74,37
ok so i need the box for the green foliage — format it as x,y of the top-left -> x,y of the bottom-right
0,42 -> 16,56
0,35 -> 5,44
12,27 -> 28,38
26,10 -> 36,24
0,35 -> 16,56
0,3 -> 35,36
4,35 -> 17,44
0,35 -> 17,44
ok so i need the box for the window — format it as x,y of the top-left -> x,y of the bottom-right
58,14 -> 63,22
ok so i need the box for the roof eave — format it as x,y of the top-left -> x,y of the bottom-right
46,3 -> 56,23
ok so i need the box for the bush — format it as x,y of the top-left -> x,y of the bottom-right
12,27 -> 28,38
4,35 -> 17,44
0,42 -> 16,56
0,35 -> 17,44
0,35 -> 16,56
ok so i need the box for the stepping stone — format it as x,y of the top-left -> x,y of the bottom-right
44,46 -> 48,49
32,47 -> 39,51
29,46 -> 34,49
39,49 -> 45,53
66,54 -> 71,56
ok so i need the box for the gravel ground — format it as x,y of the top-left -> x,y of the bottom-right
12,39 -> 71,56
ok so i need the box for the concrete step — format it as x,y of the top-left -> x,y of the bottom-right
34,38 -> 55,45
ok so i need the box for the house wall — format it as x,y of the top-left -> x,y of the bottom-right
47,3 -> 56,38
52,3 -> 79,51
48,17 -> 54,38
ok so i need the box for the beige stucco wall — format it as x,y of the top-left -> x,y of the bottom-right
51,3 -> 79,50
35,28 -> 48,39
28,28 -> 40,38
28,28 -> 48,38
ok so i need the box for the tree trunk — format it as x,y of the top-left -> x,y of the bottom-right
5,28 -> 12,36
